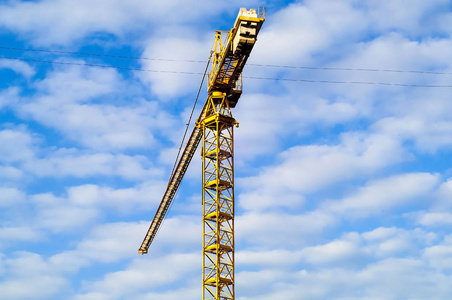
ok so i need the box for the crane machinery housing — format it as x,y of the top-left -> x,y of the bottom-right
139,7 -> 265,300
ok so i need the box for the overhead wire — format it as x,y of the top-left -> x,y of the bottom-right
0,46 -> 206,63
0,55 -> 204,75
1,55 -> 452,88
1,45 -> 452,75
244,75 -> 452,88
247,63 -> 452,76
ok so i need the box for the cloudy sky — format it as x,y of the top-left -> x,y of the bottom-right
1,0 -> 452,299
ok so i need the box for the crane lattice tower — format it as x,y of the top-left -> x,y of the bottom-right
138,8 -> 265,300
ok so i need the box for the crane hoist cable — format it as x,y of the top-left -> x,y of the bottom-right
143,52 -> 213,247
170,52 -> 213,178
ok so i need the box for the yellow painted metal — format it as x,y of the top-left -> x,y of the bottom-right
138,6 -> 265,300
138,118 -> 204,254
208,8 -> 265,107
202,92 -> 236,300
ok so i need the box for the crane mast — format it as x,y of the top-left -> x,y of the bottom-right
138,7 -> 265,300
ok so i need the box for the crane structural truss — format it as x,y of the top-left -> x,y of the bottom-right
138,7 -> 265,300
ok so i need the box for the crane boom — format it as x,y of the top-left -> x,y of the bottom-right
138,121 -> 202,254
138,7 -> 265,256
138,99 -> 211,254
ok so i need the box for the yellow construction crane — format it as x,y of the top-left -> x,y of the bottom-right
139,7 -> 265,300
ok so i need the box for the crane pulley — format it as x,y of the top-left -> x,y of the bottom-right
138,7 -> 265,300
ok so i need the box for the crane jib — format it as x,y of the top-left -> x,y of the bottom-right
138,114 -> 204,254
138,7 -> 265,261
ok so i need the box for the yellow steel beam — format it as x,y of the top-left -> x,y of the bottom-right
202,92 -> 235,300
138,7 -> 265,300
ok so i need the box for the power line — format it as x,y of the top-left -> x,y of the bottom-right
247,63 -> 452,75
245,76 -> 452,88
2,55 -> 452,88
1,45 -> 451,75
0,55 -> 204,75
0,46 -> 205,63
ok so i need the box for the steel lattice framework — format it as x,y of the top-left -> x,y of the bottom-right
201,92 -> 236,300
138,7 -> 265,300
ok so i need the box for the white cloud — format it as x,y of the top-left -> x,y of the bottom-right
66,181 -> 165,212
0,87 -> 20,110
355,258 -> 449,299
423,235 -> 452,270
332,33 -> 452,82
301,230 -> 394,268
239,132 -> 407,212
0,275 -> 68,300
414,179 -> 452,226
0,166 -> 23,181
1,1 -> 452,300
237,257 -> 452,300
0,227 -> 40,245
33,63 -> 121,102
237,269 -> 291,298
0,128 -> 165,181
236,211 -> 335,249
301,238 -> 363,266
327,35 -> 452,154
364,0 -> 451,35
234,93 -> 360,161
326,172 -> 440,218
139,35 -> 211,98
14,65 -> 170,151
235,227 -> 447,299
0,252 -> 69,300
24,149 -> 162,180
0,0 -> 257,46
59,222 -> 149,264
29,179 -> 167,233
424,243 -> 452,270
417,212 -> 452,227
296,227 -> 438,269
0,127 -> 36,163
60,219 -> 202,299
251,0 -> 367,66
375,114 -> 452,154
0,59 -> 35,78
236,249 -> 303,268
73,252 -> 198,299
361,227 -> 437,257
139,287 -> 198,300
0,187 -> 25,207
147,216 -> 201,254
31,192 -> 99,233
437,178 -> 452,207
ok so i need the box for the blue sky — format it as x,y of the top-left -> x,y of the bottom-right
1,0 -> 452,299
